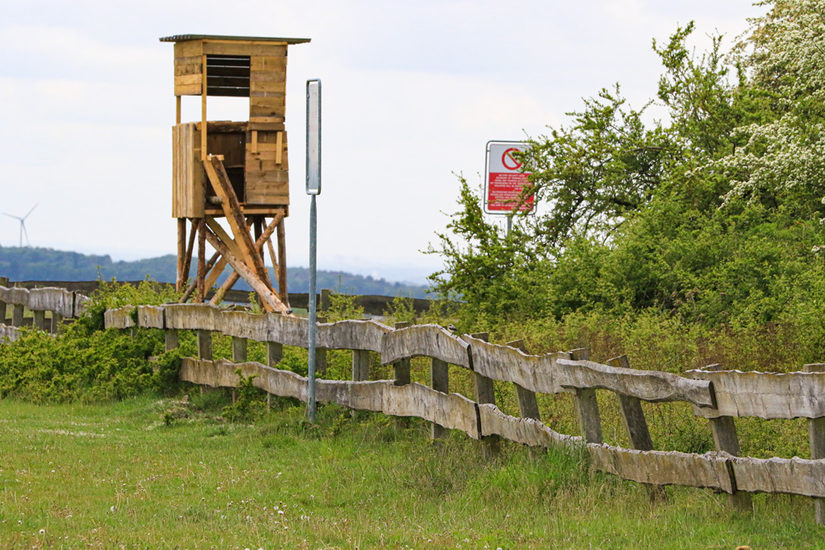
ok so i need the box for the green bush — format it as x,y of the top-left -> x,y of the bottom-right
221,369 -> 266,423
0,279 -> 178,403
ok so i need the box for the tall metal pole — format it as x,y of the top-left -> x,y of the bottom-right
306,78 -> 322,423
307,194 -> 318,422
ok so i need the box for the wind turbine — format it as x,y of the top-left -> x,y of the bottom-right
4,204 -> 37,247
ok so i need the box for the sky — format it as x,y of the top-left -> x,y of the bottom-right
0,1 -> 766,284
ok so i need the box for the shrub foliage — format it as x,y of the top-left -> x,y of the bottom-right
428,0 -> 825,366
0,280 -> 178,402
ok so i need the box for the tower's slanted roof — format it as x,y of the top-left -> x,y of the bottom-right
160,34 -> 310,44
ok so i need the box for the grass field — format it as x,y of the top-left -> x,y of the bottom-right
0,394 -> 822,549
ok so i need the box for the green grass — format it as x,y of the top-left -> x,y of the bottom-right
0,395 -> 822,549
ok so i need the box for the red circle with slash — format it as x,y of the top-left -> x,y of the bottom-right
501,147 -> 522,170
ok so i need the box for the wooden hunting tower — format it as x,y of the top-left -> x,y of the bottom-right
160,34 -> 310,314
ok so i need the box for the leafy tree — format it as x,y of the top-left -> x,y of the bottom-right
427,178 -> 549,323
519,85 -> 673,247
717,0 -> 825,217
430,0 -> 825,336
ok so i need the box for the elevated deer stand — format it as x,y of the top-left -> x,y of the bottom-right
161,34 -> 310,313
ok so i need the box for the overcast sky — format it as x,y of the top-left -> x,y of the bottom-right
0,1 -> 765,283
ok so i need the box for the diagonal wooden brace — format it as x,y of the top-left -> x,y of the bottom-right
202,225 -> 291,315
210,213 -> 284,305
203,155 -> 268,282
206,218 -> 244,262
180,251 -> 221,303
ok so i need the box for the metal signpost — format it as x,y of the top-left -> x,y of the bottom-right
306,79 -> 321,422
484,140 -> 534,233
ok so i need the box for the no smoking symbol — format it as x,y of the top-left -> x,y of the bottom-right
501,148 -> 522,170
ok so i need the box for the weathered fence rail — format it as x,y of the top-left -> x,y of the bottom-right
0,283 -> 91,339
687,368 -> 825,420
5,281 -> 825,525
96,301 -> 825,524
8,280 -> 433,315
178,355 -> 825,499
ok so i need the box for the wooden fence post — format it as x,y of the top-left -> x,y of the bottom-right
607,354 -> 666,502
316,314 -> 328,376
33,310 -> 46,331
0,276 -> 8,327
51,312 -> 63,334
320,289 -> 331,312
507,339 -> 540,420
430,357 -> 449,440
472,332 -> 500,458
197,331 -> 212,360
704,363 -> 753,514
165,330 -> 179,352
566,348 -> 603,444
349,348 -> 370,419
315,348 -> 328,375
392,322 -> 412,427
805,363 -> 825,525
197,330 -> 213,397
0,276 -> 7,321
393,322 -> 412,386
197,330 -> 212,395
231,336 -> 248,403
232,336 -> 248,362
352,349 -> 370,381
266,342 -> 283,411
12,304 -> 23,327
267,342 -> 283,366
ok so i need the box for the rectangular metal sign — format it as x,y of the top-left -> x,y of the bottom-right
306,79 -> 322,195
484,140 -> 534,214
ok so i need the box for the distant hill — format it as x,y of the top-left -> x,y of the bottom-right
0,246 -> 432,298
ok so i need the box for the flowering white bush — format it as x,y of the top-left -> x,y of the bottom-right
719,0 -> 825,213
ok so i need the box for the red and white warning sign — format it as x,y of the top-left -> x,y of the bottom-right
484,141 -> 534,214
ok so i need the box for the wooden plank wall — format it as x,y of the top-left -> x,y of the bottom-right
245,127 -> 289,205
172,39 -> 290,209
173,41 -> 203,96
172,123 -> 204,218
247,50 -> 287,123
246,50 -> 289,206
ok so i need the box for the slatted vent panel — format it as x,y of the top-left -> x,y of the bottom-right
206,55 -> 251,97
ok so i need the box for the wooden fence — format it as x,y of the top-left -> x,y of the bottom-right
97,301 -> 825,525
3,283 -> 825,525
0,283 -> 90,340
7,280 -> 433,315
